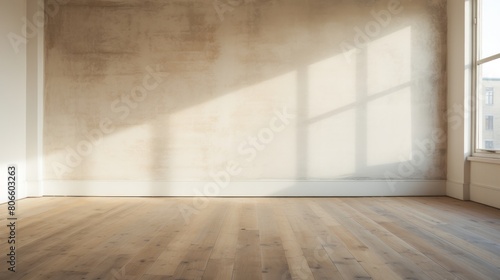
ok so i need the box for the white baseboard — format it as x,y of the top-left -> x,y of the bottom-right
42,180 -> 446,197
471,183 -> 500,209
446,180 -> 470,200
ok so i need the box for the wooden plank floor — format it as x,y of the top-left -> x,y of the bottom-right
0,197 -> 499,280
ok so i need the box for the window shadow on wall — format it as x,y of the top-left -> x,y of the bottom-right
43,0 -> 447,191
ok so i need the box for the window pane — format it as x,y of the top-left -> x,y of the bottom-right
478,59 -> 500,150
480,0 -> 500,59
485,87 -> 494,105
485,115 -> 494,130
485,140 -> 495,149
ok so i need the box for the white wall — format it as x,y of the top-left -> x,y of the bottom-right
26,0 -> 45,197
0,0 -> 28,203
447,0 -> 472,200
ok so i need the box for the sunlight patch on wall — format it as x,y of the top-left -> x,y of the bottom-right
307,52 -> 357,119
307,109 -> 356,178
365,26 -> 412,167
367,87 -> 411,166
161,71 -> 298,180
86,123 -> 153,179
367,26 -> 411,96
46,123 -> 154,180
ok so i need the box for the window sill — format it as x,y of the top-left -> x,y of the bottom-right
468,155 -> 500,165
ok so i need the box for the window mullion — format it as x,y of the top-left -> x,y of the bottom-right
478,53 -> 500,65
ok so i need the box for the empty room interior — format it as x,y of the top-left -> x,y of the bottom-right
1,0 -> 500,279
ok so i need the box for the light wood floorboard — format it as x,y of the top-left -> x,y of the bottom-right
0,197 -> 499,280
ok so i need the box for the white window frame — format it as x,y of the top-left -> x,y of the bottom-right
473,0 -> 500,155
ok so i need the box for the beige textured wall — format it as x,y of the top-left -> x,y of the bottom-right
44,0 -> 447,182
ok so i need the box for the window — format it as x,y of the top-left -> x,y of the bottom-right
485,140 -> 495,149
475,0 -> 500,152
485,87 -> 494,105
485,115 -> 494,130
